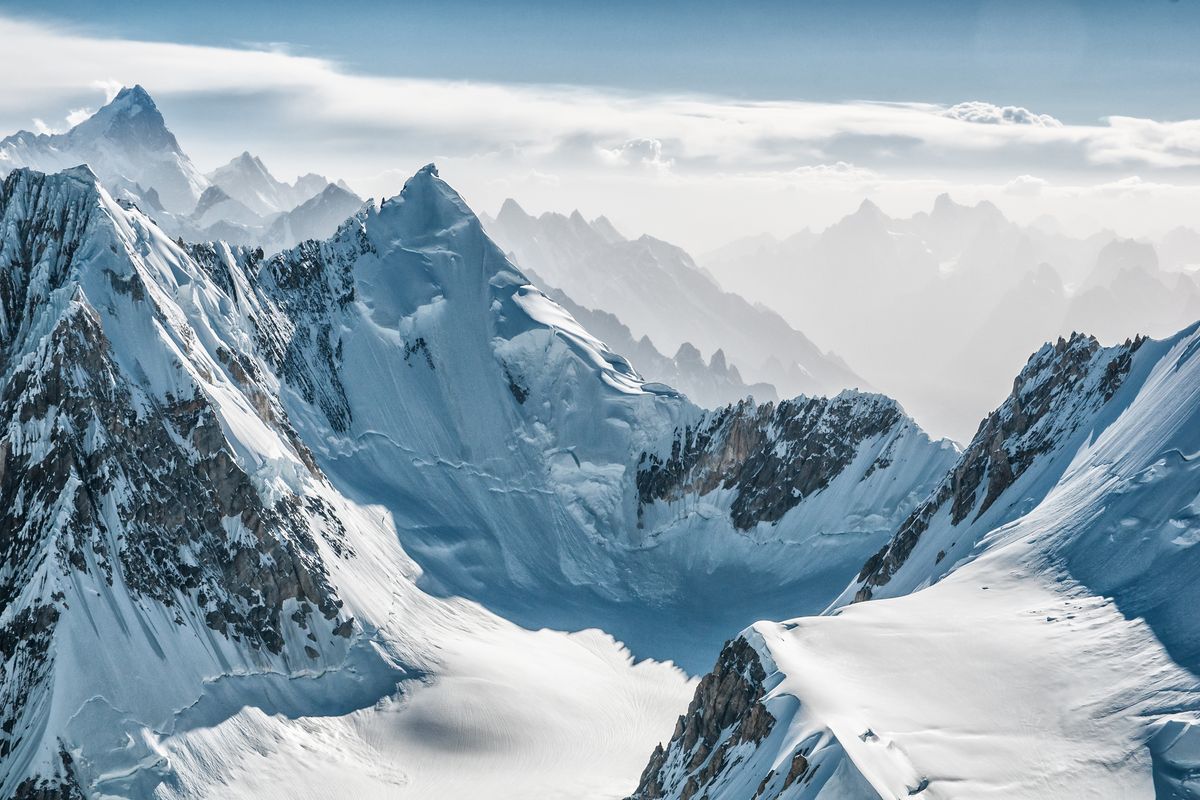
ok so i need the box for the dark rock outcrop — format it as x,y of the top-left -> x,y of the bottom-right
637,393 -> 902,530
631,637 -> 775,800
855,332 -> 1144,600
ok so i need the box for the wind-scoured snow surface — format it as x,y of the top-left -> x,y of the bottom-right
633,324 -> 1200,799
0,163 -> 952,798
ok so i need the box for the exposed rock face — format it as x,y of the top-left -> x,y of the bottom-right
630,635 -> 831,800
253,229 -> 368,433
632,638 -> 775,800
637,392 -> 902,530
0,168 -> 355,793
11,748 -> 85,800
854,332 -> 1144,600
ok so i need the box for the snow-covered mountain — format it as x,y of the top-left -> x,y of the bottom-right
536,281 -> 780,408
206,151 -> 336,217
700,195 -> 1200,442
631,321 -> 1200,799
0,87 -> 363,255
482,199 -> 864,401
0,164 -> 954,798
189,184 -> 263,229
0,86 -> 207,212
259,182 -> 365,252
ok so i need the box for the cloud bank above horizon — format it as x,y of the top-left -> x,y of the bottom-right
1,12 -> 1199,250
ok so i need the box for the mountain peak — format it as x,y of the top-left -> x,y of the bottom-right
225,150 -> 270,175
497,197 -> 532,225
110,84 -> 157,111
0,85 -> 206,212
932,191 -> 959,214
74,85 -> 175,146
59,163 -> 102,185
853,197 -> 885,220
378,163 -> 478,238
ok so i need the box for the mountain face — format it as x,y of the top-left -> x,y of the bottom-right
260,182 -> 365,252
189,184 -> 263,228
0,86 -> 207,212
0,164 -> 953,798
631,321 -> 1200,799
537,280 -> 780,408
206,151 -> 334,217
482,199 -> 864,401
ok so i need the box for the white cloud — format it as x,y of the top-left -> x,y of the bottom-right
600,138 -> 673,171
1,13 -> 1199,250
1003,174 -> 1049,196
789,161 -> 879,183
93,79 -> 124,103
3,13 -> 1200,177
943,101 -> 1062,127
65,107 -> 94,127
1086,116 -> 1200,168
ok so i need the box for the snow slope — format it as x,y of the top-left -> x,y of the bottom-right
633,323 -> 1200,799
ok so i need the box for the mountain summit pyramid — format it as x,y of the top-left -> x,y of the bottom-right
0,85 -> 206,211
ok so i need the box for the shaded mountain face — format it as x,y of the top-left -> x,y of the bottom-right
0,164 -> 953,796
483,199 -> 864,401
0,86 -> 207,212
700,196 -> 1200,443
632,321 -> 1200,799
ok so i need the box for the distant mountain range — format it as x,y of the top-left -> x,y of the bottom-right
0,86 -> 849,411
0,85 -> 364,253
701,194 -> 1200,440
483,200 -> 864,405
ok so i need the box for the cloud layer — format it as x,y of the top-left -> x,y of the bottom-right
1,13 -> 1198,249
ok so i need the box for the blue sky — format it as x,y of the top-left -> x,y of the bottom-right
10,0 -> 1199,121
0,1 -> 1198,248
